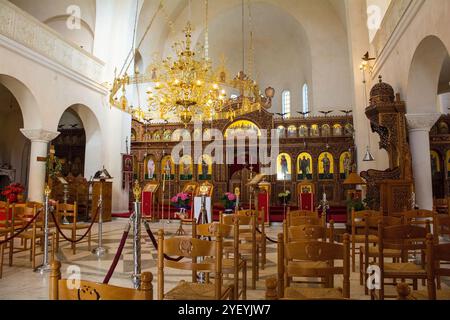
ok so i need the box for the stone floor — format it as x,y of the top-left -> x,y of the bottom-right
0,219 -> 448,300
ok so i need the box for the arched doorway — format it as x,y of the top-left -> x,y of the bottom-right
54,108 -> 86,177
0,82 -> 30,198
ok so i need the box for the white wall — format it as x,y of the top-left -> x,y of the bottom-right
10,0 -> 96,53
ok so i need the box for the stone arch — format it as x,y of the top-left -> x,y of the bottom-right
407,35 -> 450,114
0,74 -> 43,130
57,104 -> 102,179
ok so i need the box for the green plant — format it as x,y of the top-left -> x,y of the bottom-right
46,156 -> 63,178
346,198 -> 367,212
278,190 -> 291,205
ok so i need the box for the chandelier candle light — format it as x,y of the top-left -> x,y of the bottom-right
146,23 -> 227,126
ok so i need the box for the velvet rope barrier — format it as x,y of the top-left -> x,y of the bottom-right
142,220 -> 184,262
50,205 -> 100,244
103,221 -> 131,284
256,227 -> 279,244
0,209 -> 43,245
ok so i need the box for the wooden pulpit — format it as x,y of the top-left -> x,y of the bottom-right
91,181 -> 112,222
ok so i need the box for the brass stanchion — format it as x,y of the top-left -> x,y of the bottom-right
35,185 -> 52,274
132,181 -> 142,289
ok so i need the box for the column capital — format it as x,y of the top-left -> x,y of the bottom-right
20,129 -> 60,143
406,113 -> 441,132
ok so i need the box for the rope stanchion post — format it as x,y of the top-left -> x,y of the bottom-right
132,181 -> 142,289
92,177 -> 108,258
35,185 -> 52,274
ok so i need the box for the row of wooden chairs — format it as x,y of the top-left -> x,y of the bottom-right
0,200 -> 93,277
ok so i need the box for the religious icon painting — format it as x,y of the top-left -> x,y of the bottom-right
161,155 -> 175,180
277,153 -> 292,181
297,152 -> 313,180
144,155 -> 156,181
318,152 -> 334,180
179,155 -> 193,181
339,152 -> 352,179
430,150 -> 441,177
333,124 -> 343,136
122,154 -> 133,173
198,155 -> 213,181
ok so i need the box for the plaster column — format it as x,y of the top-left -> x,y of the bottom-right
406,113 -> 441,210
20,129 -> 60,202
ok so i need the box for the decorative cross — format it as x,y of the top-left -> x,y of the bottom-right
36,145 -> 64,188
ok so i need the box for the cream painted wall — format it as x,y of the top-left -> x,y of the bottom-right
9,0 -> 96,53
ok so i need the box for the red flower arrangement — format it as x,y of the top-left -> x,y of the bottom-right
1,183 -> 25,204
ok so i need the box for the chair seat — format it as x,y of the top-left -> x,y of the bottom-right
360,246 -> 401,257
410,290 -> 450,300
289,260 -> 329,269
352,235 -> 378,243
164,281 -> 231,300
19,230 -> 45,239
59,223 -> 91,230
384,263 -> 426,275
203,257 -> 245,273
284,287 -> 344,300
241,234 -> 263,241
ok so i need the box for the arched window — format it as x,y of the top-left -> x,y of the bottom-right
282,90 -> 291,118
302,84 -> 309,114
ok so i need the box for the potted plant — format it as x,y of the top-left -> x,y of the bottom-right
171,192 -> 191,210
278,190 -> 291,205
1,183 -> 25,204
221,192 -> 237,213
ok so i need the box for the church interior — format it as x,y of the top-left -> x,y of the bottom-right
1,0 -> 450,302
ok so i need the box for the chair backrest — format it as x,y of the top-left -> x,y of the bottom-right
280,234 -> 351,298
50,260 -> 152,300
401,210 -> 435,232
157,230 -> 224,300
352,209 -> 381,229
57,202 -> 78,223
287,208 -> 319,226
378,222 -> 428,253
426,234 -> 450,300
289,216 -> 324,227
195,223 -> 233,238
286,222 -> 334,243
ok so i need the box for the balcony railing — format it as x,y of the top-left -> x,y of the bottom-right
0,0 -> 104,84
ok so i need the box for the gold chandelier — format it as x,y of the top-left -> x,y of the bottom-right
146,22 -> 228,126
109,0 -> 274,125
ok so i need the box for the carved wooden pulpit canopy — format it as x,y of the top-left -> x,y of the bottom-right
361,76 -> 414,214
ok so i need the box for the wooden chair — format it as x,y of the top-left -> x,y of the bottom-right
359,215 -> 403,294
195,221 -> 247,300
221,211 -> 259,289
11,202 -> 52,269
287,208 -> 323,227
50,260 -> 153,300
157,230 -> 233,300
283,222 -> 335,289
351,209 -> 381,272
277,233 -> 351,300
55,202 -> 92,254
371,222 -> 429,300
237,209 -> 267,271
